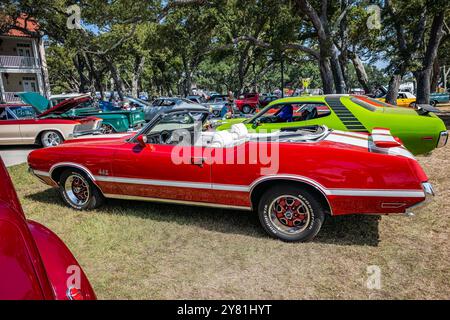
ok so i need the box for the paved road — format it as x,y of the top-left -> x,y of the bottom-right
0,146 -> 38,167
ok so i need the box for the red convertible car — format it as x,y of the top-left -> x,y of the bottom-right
0,157 -> 96,300
28,108 -> 434,242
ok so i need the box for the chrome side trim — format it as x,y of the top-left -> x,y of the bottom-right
104,193 -> 252,211
327,189 -> 425,197
249,175 -> 329,195
47,162 -> 104,196
406,182 -> 435,215
33,170 -> 50,177
248,174 -> 333,214
49,162 -> 97,182
95,175 -> 249,192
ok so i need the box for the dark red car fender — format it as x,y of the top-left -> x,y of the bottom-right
27,220 -> 96,300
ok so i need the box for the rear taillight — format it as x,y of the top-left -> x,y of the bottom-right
67,287 -> 84,300
437,131 -> 448,148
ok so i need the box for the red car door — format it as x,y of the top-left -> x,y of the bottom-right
110,141 -> 213,204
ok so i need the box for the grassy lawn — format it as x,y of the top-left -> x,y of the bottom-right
8,146 -> 450,299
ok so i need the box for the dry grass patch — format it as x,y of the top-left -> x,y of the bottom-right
8,145 -> 450,299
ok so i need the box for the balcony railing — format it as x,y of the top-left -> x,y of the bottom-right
0,55 -> 40,68
3,92 -> 23,103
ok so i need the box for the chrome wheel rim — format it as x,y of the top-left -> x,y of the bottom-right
64,174 -> 90,206
42,131 -> 61,147
268,195 -> 310,234
100,124 -> 113,134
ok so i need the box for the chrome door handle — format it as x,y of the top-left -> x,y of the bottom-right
191,157 -> 204,167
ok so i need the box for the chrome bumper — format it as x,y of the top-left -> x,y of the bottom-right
405,182 -> 434,216
69,129 -> 103,138
437,131 -> 448,148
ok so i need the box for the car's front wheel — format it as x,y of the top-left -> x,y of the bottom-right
59,169 -> 104,210
40,130 -> 63,147
100,124 -> 115,134
257,186 -> 325,242
242,105 -> 252,114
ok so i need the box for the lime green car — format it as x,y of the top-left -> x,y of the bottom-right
217,95 -> 448,155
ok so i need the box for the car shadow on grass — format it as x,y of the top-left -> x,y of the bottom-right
27,189 -> 380,246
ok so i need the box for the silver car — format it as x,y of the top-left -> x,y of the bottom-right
144,97 -> 208,121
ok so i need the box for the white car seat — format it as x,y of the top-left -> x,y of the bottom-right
210,131 -> 235,147
229,123 -> 248,139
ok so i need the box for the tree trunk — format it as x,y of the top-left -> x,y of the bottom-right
319,57 -> 335,94
73,53 -> 89,93
386,73 -> 401,105
350,52 -> 371,94
416,12 -> 445,104
102,55 -> 125,100
330,44 -> 346,93
430,58 -> 440,93
131,55 -> 145,98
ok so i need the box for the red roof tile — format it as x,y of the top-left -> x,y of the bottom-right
1,14 -> 39,38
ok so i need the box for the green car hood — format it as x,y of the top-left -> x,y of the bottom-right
17,92 -> 50,112
216,117 -> 247,130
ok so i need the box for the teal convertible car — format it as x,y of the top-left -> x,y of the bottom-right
217,95 -> 448,155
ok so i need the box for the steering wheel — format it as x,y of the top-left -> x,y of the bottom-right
160,130 -> 172,144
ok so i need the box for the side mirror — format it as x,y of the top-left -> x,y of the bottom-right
137,134 -> 147,148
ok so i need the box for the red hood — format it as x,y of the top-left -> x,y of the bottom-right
61,133 -> 134,145
37,95 -> 91,118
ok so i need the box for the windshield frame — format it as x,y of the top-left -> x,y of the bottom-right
129,109 -> 210,143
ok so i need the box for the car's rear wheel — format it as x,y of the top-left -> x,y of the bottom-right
100,124 -> 115,134
409,102 -> 416,108
257,186 -> 325,242
242,105 -> 252,114
40,130 -> 63,147
59,169 -> 104,210
430,100 -> 438,107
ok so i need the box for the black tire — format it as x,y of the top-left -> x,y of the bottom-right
242,105 -> 252,114
431,100 -> 438,107
39,130 -> 64,147
100,123 -> 115,134
257,185 -> 325,242
58,169 -> 104,210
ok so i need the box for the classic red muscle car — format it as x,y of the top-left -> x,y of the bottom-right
28,108 -> 434,242
0,157 -> 96,300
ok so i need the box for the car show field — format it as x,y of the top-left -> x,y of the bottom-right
7,139 -> 449,299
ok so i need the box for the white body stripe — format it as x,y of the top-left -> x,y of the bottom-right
32,168 -> 423,198
325,133 -> 369,148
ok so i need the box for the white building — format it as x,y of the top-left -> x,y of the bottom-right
0,15 -> 50,103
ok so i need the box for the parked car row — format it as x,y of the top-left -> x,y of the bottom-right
375,90 -> 450,107
2,92 -> 446,299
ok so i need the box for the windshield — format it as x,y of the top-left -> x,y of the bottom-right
8,106 -> 38,119
246,102 -> 330,124
148,112 -> 200,133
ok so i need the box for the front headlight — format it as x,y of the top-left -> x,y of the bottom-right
437,131 -> 448,148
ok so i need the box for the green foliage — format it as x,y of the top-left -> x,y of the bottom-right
3,0 -> 447,97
